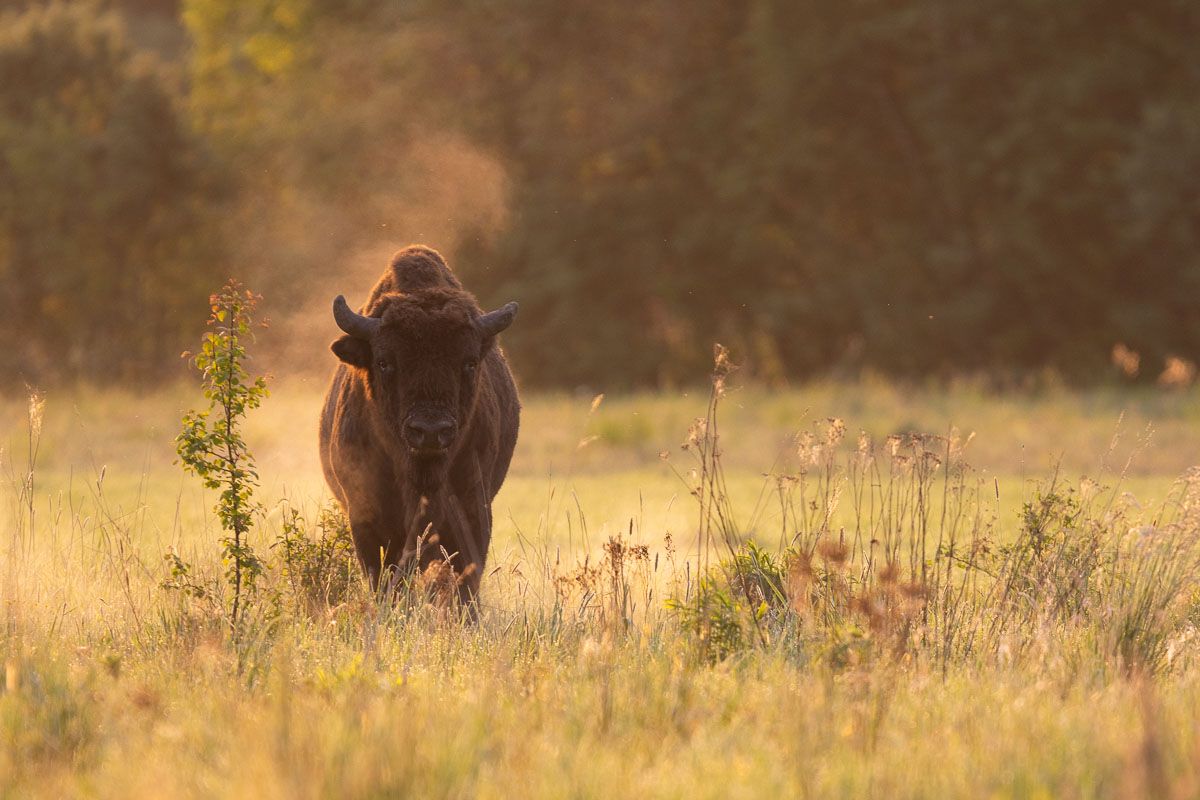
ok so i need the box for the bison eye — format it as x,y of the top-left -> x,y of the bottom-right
375,357 -> 391,372
463,360 -> 478,379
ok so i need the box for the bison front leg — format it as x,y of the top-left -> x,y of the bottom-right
462,498 -> 493,606
348,516 -> 395,592
444,490 -> 492,612
347,493 -> 412,593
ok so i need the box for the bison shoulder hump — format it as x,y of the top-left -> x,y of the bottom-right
385,245 -> 463,292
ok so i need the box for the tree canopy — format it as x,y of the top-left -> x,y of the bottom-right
0,1 -> 222,383
4,1 -> 1198,388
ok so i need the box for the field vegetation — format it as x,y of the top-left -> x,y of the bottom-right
5,352 -> 1200,797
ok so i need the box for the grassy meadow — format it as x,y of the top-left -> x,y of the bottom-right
5,374 -> 1200,798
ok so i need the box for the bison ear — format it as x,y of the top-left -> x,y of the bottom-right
331,335 -> 371,368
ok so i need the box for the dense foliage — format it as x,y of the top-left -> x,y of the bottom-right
0,1 -> 222,384
4,1 -> 1199,387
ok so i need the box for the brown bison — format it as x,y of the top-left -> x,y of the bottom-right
319,245 -> 520,605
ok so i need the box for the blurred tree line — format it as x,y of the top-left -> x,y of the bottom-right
0,1 -> 221,384
3,0 -> 1198,388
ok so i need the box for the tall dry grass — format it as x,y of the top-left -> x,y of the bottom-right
3,355 -> 1200,796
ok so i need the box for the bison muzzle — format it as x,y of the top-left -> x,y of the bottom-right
318,245 -> 520,607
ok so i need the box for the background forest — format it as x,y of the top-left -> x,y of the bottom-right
1,0 -> 1198,388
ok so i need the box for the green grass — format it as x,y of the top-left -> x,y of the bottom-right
4,379 -> 1200,797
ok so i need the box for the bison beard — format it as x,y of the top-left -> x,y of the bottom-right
318,245 -> 520,609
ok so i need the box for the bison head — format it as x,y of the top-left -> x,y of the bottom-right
330,288 -> 517,492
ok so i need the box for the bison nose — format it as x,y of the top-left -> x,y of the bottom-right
404,418 -> 456,451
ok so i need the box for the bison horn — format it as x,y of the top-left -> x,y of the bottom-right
475,302 -> 519,337
332,295 -> 381,339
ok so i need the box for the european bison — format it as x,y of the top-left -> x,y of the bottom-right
319,245 -> 520,606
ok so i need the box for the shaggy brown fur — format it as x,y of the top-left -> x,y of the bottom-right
318,245 -> 520,605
